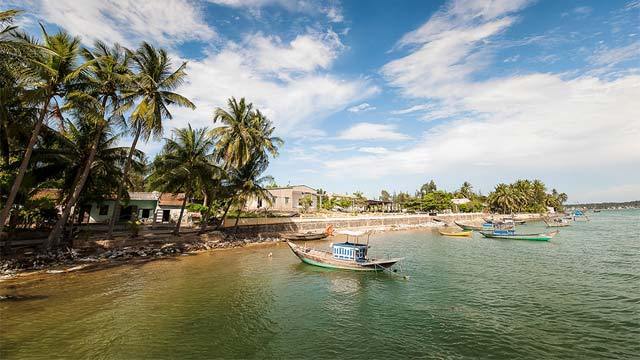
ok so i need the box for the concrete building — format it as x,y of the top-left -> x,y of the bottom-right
154,193 -> 188,223
79,192 -> 189,224
245,185 -> 318,212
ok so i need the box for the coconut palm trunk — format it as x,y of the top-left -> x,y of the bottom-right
0,92 -> 51,229
173,192 -> 188,235
46,123 -> 105,248
233,200 -> 245,234
216,197 -> 234,230
106,122 -> 142,239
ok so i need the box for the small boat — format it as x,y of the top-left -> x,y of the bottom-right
544,217 -> 570,228
438,228 -> 473,237
282,232 -> 327,241
286,230 -> 402,271
281,225 -> 333,241
480,229 -> 559,241
593,209 -> 601,213
454,220 -> 494,231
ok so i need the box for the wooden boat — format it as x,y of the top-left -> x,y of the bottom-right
544,218 -> 570,228
480,229 -> 559,241
454,220 -> 493,231
286,230 -> 402,271
281,225 -> 333,241
282,232 -> 327,241
438,228 -> 473,237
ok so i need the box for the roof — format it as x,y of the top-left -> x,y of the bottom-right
159,193 -> 187,206
268,185 -> 317,194
452,198 -> 471,204
129,191 -> 160,201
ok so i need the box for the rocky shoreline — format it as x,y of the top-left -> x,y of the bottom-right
0,232 -> 283,281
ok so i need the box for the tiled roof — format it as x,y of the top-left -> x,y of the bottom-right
159,193 -> 186,206
129,192 -> 160,200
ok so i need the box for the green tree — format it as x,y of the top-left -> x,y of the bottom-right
380,190 -> 391,202
1,27 -> 83,231
47,41 -> 130,247
227,155 -> 274,232
299,194 -> 313,213
456,181 -> 473,198
211,97 -> 282,169
148,125 -> 218,235
420,180 -> 437,196
107,42 -> 195,239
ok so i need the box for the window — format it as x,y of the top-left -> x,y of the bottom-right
285,197 -> 289,204
141,209 -> 150,219
257,198 -> 263,208
99,205 -> 109,216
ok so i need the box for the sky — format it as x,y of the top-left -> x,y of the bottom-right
4,0 -> 640,203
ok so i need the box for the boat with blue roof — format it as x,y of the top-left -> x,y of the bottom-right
286,230 -> 403,271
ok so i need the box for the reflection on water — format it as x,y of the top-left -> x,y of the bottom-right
1,210 -> 639,359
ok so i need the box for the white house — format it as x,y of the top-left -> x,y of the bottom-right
245,185 -> 318,212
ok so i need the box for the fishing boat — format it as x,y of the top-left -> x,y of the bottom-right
454,220 -> 494,231
438,228 -> 473,237
543,217 -> 570,228
286,230 -> 402,271
572,210 -> 590,222
480,229 -> 559,241
282,231 -> 327,241
281,225 -> 334,241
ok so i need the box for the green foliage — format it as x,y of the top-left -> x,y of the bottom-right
126,219 -> 141,238
13,198 -> 59,229
406,190 -> 453,212
487,179 -> 567,213
380,190 -> 391,202
299,194 -> 313,213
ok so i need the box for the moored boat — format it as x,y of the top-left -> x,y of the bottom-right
282,232 -> 328,241
480,229 -> 559,241
544,217 -> 570,228
286,230 -> 402,271
454,220 -> 494,231
438,228 -> 473,237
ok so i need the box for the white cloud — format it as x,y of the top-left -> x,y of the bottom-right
358,147 -> 389,154
589,42 -> 640,66
34,0 -> 216,47
337,122 -> 410,141
347,102 -> 376,113
168,31 -> 378,135
208,0 -> 343,22
240,30 -> 343,79
326,0 -> 640,192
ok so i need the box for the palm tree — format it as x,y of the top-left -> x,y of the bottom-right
148,125 -> 217,235
46,41 -> 130,247
489,183 -> 519,214
458,181 -> 473,198
106,42 -> 195,238
211,97 -> 282,169
227,155 -> 274,233
1,27 -> 83,231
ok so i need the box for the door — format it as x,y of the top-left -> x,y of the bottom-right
162,210 -> 171,222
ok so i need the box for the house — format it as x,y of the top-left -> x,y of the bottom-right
82,191 -> 161,223
154,193 -> 188,223
245,185 -> 318,212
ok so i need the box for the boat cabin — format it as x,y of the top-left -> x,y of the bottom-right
332,242 -> 368,261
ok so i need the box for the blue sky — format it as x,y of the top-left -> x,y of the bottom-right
5,0 -> 640,202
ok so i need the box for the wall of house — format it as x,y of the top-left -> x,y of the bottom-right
246,187 -> 318,211
88,200 -> 158,223
154,206 -> 186,223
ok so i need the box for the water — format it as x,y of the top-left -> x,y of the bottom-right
1,210 -> 639,359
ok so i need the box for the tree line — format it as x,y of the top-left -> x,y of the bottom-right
0,9 -> 281,248
378,179 -> 567,214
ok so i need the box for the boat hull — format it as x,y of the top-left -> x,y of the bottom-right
480,231 -> 558,241
282,232 -> 327,241
287,241 -> 400,271
438,229 -> 473,237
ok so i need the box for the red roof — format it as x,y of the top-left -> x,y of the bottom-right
159,193 -> 186,206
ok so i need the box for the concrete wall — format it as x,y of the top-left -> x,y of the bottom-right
222,213 -> 493,234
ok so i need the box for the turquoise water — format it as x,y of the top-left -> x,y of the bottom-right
1,210 -> 639,359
